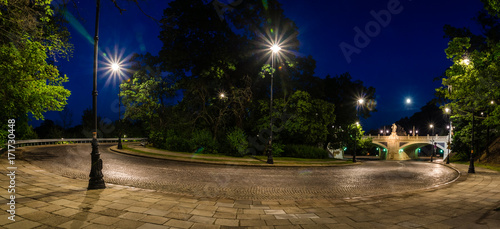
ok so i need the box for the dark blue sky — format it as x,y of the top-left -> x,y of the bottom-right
36,0 -> 484,132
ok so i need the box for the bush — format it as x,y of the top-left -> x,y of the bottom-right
164,129 -> 191,152
226,128 -> 249,156
191,129 -> 218,154
283,144 -> 329,159
271,142 -> 284,157
148,131 -> 164,148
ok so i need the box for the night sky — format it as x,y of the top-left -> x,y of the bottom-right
35,0 -> 484,132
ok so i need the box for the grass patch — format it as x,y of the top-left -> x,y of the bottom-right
251,155 -> 343,162
452,161 -> 500,172
121,145 -> 351,165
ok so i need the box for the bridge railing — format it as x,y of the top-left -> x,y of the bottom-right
11,138 -> 146,148
363,134 -> 449,141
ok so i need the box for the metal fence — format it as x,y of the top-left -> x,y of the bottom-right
12,138 -> 146,147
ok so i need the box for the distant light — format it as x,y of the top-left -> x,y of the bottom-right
386,130 -> 389,133
111,63 -> 120,72
271,44 -> 281,53
430,124 -> 434,128
355,122 -> 360,126
220,93 -> 225,99
447,125 -> 450,129
406,98 -> 411,104
491,100 -> 495,105
380,130 -> 383,133
358,99 -> 364,104
445,108 -> 450,113
461,57 -> 470,65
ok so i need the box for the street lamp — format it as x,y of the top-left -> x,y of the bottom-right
445,107 -> 451,164
429,124 -> 435,162
267,44 -> 281,164
89,0 -> 105,190
469,111 -> 476,173
406,98 -> 411,104
117,78 -> 123,150
353,98 -> 364,163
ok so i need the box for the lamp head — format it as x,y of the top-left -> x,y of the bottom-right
271,44 -> 281,53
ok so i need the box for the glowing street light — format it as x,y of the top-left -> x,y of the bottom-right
271,44 -> 281,53
267,43 -> 282,164
430,124 -> 435,162
353,98 -> 364,163
89,0 -> 105,190
406,98 -> 411,104
111,62 -> 120,72
461,56 -> 470,65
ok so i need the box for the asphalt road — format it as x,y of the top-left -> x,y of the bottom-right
20,144 -> 459,200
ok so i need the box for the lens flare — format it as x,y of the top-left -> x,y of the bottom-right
100,46 -> 133,87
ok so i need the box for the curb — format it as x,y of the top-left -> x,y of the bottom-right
108,145 -> 361,167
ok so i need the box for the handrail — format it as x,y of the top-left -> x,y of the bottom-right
12,138 -> 146,147
361,134 -> 449,141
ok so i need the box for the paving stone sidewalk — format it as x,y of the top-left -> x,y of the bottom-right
1,158 -> 499,228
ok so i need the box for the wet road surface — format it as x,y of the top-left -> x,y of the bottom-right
20,144 -> 459,200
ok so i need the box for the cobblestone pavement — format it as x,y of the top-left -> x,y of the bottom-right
20,144 -> 458,200
0,145 -> 499,228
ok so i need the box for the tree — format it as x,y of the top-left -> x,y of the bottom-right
313,73 -> 377,130
155,0 -> 300,138
0,0 -> 72,144
256,90 -> 335,146
120,53 -> 178,143
438,1 -> 500,159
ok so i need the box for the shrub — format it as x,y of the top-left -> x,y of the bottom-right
271,142 -> 284,157
164,129 -> 191,152
149,131 -> 164,148
226,128 -> 249,156
283,144 -> 329,159
191,129 -> 218,154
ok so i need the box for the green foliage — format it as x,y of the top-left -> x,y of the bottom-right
0,39 -> 70,120
283,144 -> 329,159
119,0 -> 377,158
226,128 -> 249,156
255,90 -> 335,146
271,142 -> 285,157
481,0 -> 500,16
121,54 -> 177,132
0,0 -> 72,135
191,129 -> 218,154
438,3 -> 500,161
164,129 -> 191,152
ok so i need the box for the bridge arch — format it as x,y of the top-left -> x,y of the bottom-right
363,134 -> 450,160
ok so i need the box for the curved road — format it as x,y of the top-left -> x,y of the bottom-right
21,144 -> 459,200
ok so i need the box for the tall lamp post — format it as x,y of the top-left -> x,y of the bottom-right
353,99 -> 364,163
445,108 -> 451,164
112,63 -> 124,150
468,110 -> 476,173
267,44 -> 281,164
117,83 -> 123,150
89,0 -> 105,190
429,124 -> 434,162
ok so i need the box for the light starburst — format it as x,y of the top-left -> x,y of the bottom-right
100,46 -> 133,87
